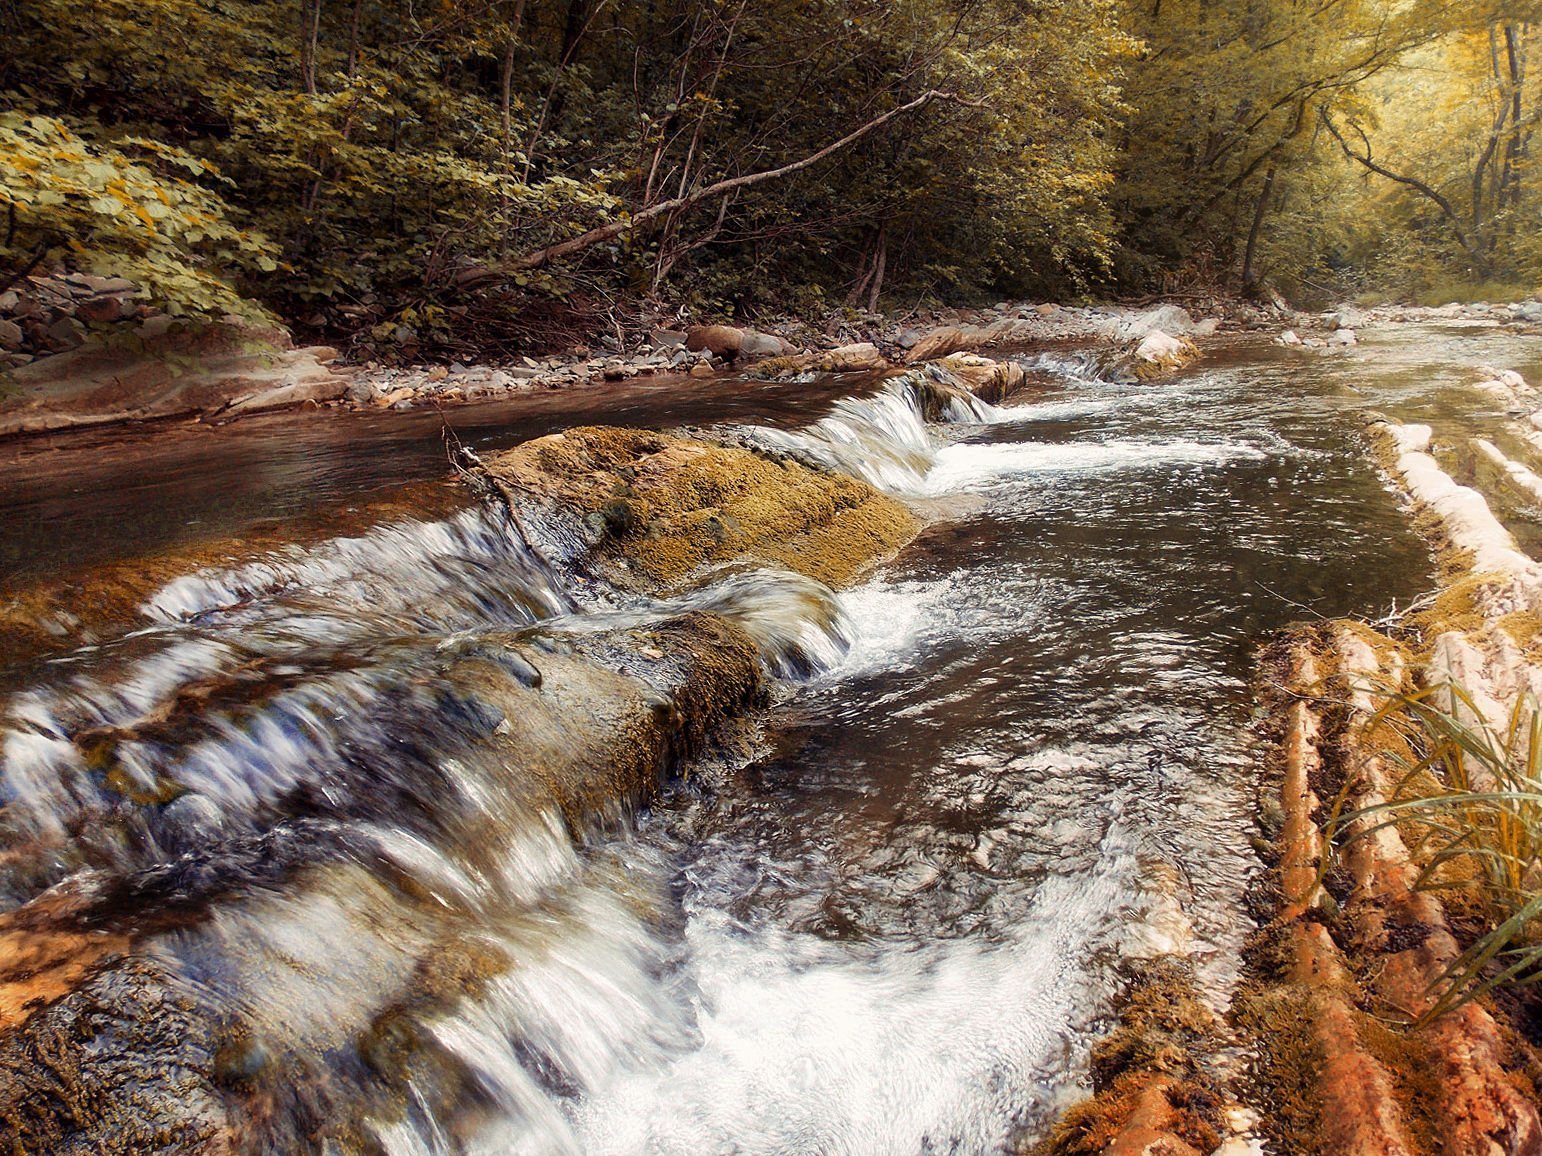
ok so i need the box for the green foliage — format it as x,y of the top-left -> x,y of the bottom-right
4,0 -> 1511,327
0,0 -> 1134,330
0,112 -> 274,318
1322,681 -> 1542,1024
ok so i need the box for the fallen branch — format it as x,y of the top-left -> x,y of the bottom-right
500,89 -> 979,274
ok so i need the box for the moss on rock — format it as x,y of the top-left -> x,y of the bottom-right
482,425 -> 919,590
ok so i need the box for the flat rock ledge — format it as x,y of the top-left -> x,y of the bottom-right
0,319 -> 345,437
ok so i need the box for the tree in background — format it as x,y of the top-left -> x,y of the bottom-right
1110,0 -> 1456,299
1326,7 -> 1542,298
0,0 -> 1133,347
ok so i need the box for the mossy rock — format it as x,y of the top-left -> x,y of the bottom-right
483,426 -> 918,590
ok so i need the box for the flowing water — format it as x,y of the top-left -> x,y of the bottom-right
3,323 -> 1539,1153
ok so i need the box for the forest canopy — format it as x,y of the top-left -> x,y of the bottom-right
1,0 -> 1538,345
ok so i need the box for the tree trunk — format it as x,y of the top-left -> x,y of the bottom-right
300,0 -> 322,95
866,226 -> 887,314
346,0 -> 364,78
1241,166 -> 1277,292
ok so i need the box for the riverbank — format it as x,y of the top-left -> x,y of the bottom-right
0,280 -> 1462,439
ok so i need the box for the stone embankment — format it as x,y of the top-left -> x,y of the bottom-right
1231,384 -> 1542,1152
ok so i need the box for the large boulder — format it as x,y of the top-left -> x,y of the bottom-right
814,342 -> 887,372
1128,329 -> 1200,380
905,326 -> 975,362
484,426 -> 917,589
1097,304 -> 1198,343
937,353 -> 1025,403
685,324 -> 744,357
738,330 -> 792,358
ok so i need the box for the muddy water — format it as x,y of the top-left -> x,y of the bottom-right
4,325 -> 1534,1153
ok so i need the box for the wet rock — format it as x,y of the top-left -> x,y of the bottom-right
1128,329 -> 1200,379
688,362 -> 715,378
482,426 -> 918,589
686,324 -> 744,357
814,343 -> 887,372
937,353 -> 1024,402
1327,328 -> 1357,347
1277,330 -> 1301,346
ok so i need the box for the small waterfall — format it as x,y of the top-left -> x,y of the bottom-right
744,364 -> 1006,492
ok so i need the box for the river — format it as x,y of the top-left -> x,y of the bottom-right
2,322 -> 1536,1153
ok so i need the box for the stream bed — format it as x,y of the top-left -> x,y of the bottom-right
3,324 -> 1537,1153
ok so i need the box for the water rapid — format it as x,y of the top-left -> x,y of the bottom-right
2,331 -> 1507,1152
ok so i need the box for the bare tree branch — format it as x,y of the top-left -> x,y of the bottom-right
1321,111 -> 1491,274
499,89 -> 981,274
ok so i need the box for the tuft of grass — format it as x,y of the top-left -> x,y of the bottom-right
1323,680 -> 1542,1024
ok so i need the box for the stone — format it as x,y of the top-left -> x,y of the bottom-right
1035,303 -> 1058,316
1328,328 -> 1357,346
426,365 -> 449,382
1129,329 -> 1200,379
74,296 -> 134,324
221,375 -> 348,417
1514,301 -> 1542,323
42,317 -> 86,352
815,343 -> 887,372
905,327 -> 973,362
688,362 -> 715,378
1192,317 -> 1221,337
896,328 -> 921,350
506,366 -> 541,381
0,290 -> 18,312
1277,329 -> 1301,346
374,386 -> 415,407
1331,307 -> 1364,331
669,349 -> 693,368
345,380 -> 381,404
685,325 -> 744,357
0,319 -> 23,351
77,274 -> 137,295
738,331 -> 787,358
601,361 -> 628,381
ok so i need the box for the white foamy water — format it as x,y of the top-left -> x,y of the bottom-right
920,438 -> 1269,494
567,828 -> 1141,1155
